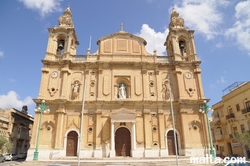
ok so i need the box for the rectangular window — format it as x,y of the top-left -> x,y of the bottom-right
229,108 -> 233,114
240,124 -> 245,133
246,101 -> 250,112
236,104 -> 240,112
233,126 -> 237,134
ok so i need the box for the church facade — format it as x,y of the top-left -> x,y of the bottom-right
27,7 -> 211,160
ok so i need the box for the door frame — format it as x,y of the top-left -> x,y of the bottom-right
165,128 -> 181,156
115,126 -> 131,157
64,129 -> 80,156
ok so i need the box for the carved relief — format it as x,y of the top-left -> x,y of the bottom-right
134,75 -> 142,96
67,115 -> 80,129
103,75 -> 110,96
90,71 -> 96,97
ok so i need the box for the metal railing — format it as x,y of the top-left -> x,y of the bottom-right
226,113 -> 235,120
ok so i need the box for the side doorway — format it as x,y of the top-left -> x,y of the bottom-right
66,131 -> 78,156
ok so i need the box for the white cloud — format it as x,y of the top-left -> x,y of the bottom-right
0,51 -> 3,57
0,91 -> 34,110
136,24 -> 168,55
173,0 -> 230,40
217,76 -> 226,83
18,0 -> 63,17
225,1 -> 250,55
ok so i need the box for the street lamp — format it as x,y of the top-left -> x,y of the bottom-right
33,100 -> 50,161
199,100 -> 215,158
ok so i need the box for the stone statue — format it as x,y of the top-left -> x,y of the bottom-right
162,81 -> 170,100
73,82 -> 79,94
72,81 -> 79,99
21,105 -> 28,114
118,84 -> 127,99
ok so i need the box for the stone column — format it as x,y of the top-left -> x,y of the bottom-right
110,122 -> 115,157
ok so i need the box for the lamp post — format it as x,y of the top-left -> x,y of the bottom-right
167,76 -> 179,166
199,100 -> 215,158
33,100 -> 50,161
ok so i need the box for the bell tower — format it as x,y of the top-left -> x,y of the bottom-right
165,9 -> 198,62
164,9 -> 205,100
44,6 -> 79,61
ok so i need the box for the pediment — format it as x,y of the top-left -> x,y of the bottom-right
96,31 -> 150,56
110,107 -> 136,122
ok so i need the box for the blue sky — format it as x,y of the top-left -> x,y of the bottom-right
0,0 -> 250,116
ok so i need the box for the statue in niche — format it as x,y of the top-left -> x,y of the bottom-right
118,83 -> 127,99
162,81 -> 170,100
72,81 -> 79,99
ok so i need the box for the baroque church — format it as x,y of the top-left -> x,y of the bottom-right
27,7 -> 210,160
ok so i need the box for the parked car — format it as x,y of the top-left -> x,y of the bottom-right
17,152 -> 27,159
225,161 -> 250,166
4,153 -> 17,161
216,154 -> 225,159
0,155 -> 5,162
3,153 -> 12,161
11,154 -> 17,160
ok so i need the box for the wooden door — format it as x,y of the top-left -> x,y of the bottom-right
115,127 -> 131,156
167,130 -> 178,155
66,131 -> 78,156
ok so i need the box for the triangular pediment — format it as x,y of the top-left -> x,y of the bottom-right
110,107 -> 136,122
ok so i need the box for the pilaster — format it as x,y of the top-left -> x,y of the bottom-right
54,106 -> 65,149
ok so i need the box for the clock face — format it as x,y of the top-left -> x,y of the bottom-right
185,72 -> 192,79
51,71 -> 58,78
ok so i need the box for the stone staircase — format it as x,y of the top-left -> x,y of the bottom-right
11,157 -> 216,166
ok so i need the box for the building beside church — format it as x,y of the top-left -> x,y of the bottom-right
0,106 -> 33,156
27,7 -> 211,160
211,82 -> 250,159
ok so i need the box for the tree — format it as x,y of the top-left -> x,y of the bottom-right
231,132 -> 250,156
0,135 -> 13,154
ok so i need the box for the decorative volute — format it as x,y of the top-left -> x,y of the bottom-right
165,9 -> 198,62
58,6 -> 74,28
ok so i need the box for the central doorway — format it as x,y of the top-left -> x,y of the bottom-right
66,131 -> 78,156
115,127 -> 131,156
167,130 -> 179,155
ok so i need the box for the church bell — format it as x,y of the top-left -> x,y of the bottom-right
179,41 -> 185,49
58,40 -> 65,50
